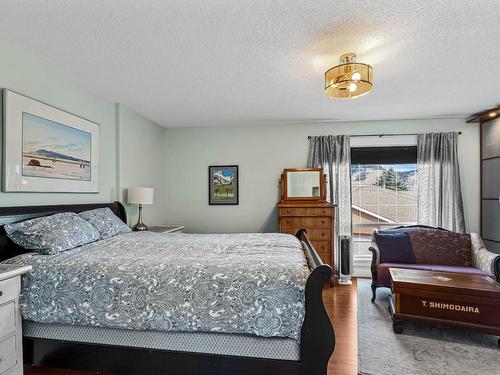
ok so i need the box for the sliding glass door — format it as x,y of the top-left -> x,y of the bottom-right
350,146 -> 418,273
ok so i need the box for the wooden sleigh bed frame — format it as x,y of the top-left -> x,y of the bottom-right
0,202 -> 335,375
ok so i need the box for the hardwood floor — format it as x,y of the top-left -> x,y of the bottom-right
325,279 -> 358,375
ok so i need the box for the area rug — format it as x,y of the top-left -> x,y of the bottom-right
357,279 -> 499,375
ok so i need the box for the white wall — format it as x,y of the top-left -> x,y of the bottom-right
0,41 -> 164,226
163,118 -> 480,234
117,104 -> 166,225
0,40 -> 117,205
0,41 -> 480,235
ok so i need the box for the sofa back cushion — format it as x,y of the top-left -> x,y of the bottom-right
401,227 -> 472,267
375,231 -> 416,264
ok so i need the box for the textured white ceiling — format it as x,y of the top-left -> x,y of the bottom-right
1,1 -> 499,127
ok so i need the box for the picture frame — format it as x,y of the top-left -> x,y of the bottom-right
2,90 -> 99,192
208,165 -> 239,205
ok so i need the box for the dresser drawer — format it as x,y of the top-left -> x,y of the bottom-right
304,207 -> 333,216
0,278 -> 18,306
281,227 -> 331,240
311,240 -> 331,255
280,217 -> 330,228
309,241 -> 331,266
303,228 -> 331,240
0,335 -> 17,374
0,302 -> 16,340
280,207 -> 333,217
280,207 -> 306,216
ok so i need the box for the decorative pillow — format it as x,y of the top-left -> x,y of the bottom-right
375,231 -> 416,264
4,212 -> 100,255
403,228 -> 472,267
79,207 -> 131,239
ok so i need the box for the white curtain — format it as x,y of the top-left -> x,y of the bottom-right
417,132 -> 465,232
307,135 -> 352,272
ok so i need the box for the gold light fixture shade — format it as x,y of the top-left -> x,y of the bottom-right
325,53 -> 373,99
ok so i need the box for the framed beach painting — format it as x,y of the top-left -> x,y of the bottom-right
3,90 -> 99,192
209,165 -> 239,205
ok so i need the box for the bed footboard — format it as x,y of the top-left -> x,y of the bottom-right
295,229 -> 335,375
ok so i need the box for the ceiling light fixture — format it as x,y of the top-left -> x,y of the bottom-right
489,112 -> 497,118
325,53 -> 373,99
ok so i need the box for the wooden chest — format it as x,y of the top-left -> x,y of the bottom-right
389,268 -> 500,336
277,203 -> 335,269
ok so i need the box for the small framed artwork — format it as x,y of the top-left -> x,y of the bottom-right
209,165 -> 239,205
3,90 -> 99,192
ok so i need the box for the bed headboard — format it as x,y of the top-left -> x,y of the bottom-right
0,201 -> 127,262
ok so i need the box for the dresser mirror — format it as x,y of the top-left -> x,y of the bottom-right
280,168 -> 326,201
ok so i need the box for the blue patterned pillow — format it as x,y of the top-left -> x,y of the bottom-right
79,207 -> 131,239
4,212 -> 100,255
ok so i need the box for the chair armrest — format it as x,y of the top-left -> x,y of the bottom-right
471,233 -> 500,281
368,242 -> 380,267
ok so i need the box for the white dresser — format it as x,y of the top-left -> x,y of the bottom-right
0,265 -> 32,375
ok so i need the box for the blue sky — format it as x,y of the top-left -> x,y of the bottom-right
352,163 -> 416,172
22,113 -> 91,160
381,164 -> 417,172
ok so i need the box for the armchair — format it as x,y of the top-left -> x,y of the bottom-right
470,233 -> 500,280
369,227 -> 500,302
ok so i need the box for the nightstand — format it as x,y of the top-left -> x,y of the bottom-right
148,225 -> 185,233
0,264 -> 32,375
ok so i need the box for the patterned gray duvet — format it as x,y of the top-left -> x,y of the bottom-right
3,232 -> 310,340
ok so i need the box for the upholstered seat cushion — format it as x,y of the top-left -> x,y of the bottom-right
376,263 -> 495,287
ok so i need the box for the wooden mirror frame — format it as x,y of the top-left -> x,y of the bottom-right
280,168 -> 327,202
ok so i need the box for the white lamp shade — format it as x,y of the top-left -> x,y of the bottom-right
127,187 -> 154,205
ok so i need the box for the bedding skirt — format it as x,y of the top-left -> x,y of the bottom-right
23,321 -> 301,360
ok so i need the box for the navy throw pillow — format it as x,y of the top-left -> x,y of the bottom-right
375,231 -> 416,264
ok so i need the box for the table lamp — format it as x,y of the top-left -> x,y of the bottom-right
127,187 -> 154,231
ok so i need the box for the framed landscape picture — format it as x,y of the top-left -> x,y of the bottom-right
3,90 -> 99,192
209,165 -> 239,205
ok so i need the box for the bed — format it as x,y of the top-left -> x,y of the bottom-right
0,202 -> 334,375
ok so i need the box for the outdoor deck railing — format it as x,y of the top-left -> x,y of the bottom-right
352,222 -> 416,257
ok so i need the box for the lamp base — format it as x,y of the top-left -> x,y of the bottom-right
132,223 -> 148,231
132,204 -> 148,231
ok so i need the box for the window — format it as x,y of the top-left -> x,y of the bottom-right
351,146 -> 417,258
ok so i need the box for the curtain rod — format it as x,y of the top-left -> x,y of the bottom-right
307,132 -> 462,139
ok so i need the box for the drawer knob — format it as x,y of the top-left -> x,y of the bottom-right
0,290 -> 3,297
321,232 -> 325,236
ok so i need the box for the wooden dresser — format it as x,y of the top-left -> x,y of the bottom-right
277,203 -> 335,268
276,168 -> 336,272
